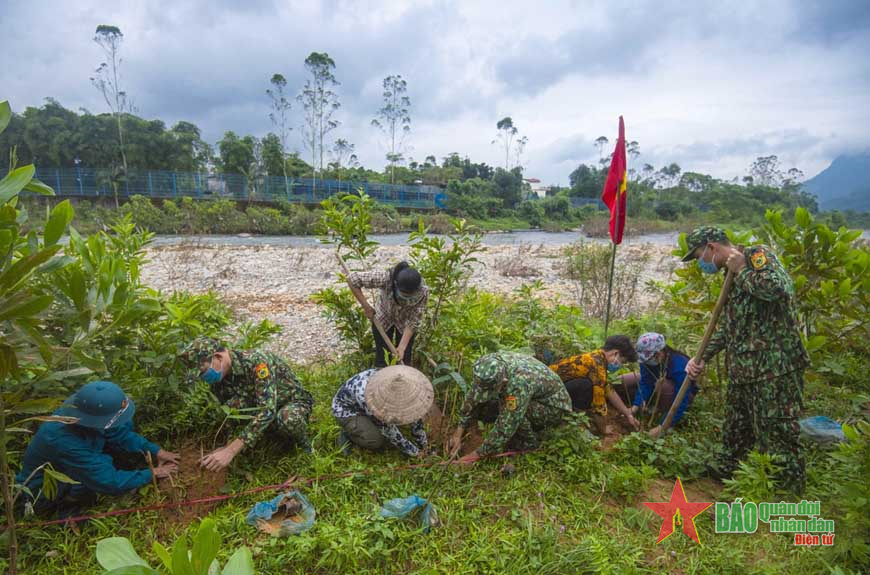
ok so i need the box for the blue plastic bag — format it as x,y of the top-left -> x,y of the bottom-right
799,416 -> 845,445
246,490 -> 315,536
379,495 -> 438,532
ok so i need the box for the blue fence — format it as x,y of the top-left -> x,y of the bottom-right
23,167 -> 445,210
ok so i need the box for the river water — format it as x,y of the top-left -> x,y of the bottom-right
150,230 -> 681,248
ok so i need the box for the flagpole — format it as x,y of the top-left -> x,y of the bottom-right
603,187 -> 619,338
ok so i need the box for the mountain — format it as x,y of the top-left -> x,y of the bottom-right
803,152 -> 870,212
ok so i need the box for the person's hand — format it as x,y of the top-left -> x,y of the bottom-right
396,344 -> 407,360
626,414 -> 641,431
156,449 -> 180,465
363,305 -> 376,320
200,445 -> 238,472
686,358 -> 705,379
725,248 -> 746,274
630,405 -> 640,416
456,450 -> 481,464
648,425 -> 663,439
447,427 -> 464,458
153,462 -> 178,479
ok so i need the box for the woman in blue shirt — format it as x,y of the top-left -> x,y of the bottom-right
629,333 -> 698,438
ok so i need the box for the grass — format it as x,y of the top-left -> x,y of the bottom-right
14,358 -> 858,575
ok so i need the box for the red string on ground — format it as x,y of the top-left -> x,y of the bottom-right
15,449 -> 530,529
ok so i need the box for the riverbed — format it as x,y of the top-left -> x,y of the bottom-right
141,233 -> 681,364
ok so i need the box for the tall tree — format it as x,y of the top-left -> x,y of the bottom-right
216,131 -> 255,175
91,24 -> 133,206
514,135 -> 528,170
297,52 -> 340,187
266,73 -> 292,189
261,133 -> 285,176
626,140 -> 640,180
493,117 -> 519,169
371,75 -> 411,184
748,155 -> 782,187
594,136 -> 609,163
329,138 -> 356,183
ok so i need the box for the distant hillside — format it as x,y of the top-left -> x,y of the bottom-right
803,152 -> 870,212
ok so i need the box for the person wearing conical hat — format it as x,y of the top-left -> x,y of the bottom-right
331,365 -> 433,456
180,337 -> 314,471
16,381 -> 179,517
448,351 -> 571,463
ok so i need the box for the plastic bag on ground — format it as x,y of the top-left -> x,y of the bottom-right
799,416 -> 845,445
379,494 -> 438,532
245,490 -> 315,536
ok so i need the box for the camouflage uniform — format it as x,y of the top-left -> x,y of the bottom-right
686,228 -> 809,494
458,352 -> 571,456
182,339 -> 314,451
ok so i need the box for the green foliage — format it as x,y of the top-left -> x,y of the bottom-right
95,518 -> 255,574
722,451 -> 786,502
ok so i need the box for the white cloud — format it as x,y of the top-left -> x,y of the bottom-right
3,0 -> 868,184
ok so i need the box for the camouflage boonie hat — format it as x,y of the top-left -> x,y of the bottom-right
682,227 -> 728,261
473,354 -> 508,387
179,337 -> 224,368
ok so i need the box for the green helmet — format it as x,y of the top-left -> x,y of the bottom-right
179,337 -> 224,368
682,227 -> 728,262
473,353 -> 508,387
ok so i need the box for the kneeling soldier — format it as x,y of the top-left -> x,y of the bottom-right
448,351 -> 571,463
181,338 -> 314,471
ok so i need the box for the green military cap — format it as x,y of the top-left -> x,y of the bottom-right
681,226 -> 728,262
473,353 -> 508,387
179,336 -> 224,368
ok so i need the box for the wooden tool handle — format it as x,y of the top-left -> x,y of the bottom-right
335,250 -> 404,365
660,268 -> 736,435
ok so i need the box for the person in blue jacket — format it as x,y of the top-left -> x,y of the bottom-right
628,333 -> 698,438
16,381 -> 178,517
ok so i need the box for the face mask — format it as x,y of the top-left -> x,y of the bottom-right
697,246 -> 719,274
607,363 -> 620,373
201,368 -> 222,385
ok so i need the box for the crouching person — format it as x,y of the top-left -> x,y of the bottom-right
332,366 -> 433,457
16,381 -> 178,518
549,335 -> 641,434
448,352 -> 571,464
181,338 -> 314,471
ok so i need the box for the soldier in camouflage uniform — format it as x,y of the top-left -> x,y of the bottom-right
181,338 -> 314,471
682,227 -> 809,495
448,351 -> 572,463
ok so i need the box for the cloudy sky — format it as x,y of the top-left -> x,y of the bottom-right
3,0 -> 869,184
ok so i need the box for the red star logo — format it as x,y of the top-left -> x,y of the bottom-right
643,478 -> 712,545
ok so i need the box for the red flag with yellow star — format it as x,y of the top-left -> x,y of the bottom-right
600,116 -> 627,244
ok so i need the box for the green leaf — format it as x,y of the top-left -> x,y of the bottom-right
0,101 -> 10,136
191,518 -> 221,574
43,468 -> 80,486
221,548 -> 254,575
838,278 -> 852,298
171,537 -> 194,575
0,294 -> 53,322
805,335 -> 827,353
96,537 -> 151,570
44,199 -> 74,245
23,178 -> 54,196
0,245 -> 61,291
0,165 -> 35,205
6,397 -> 61,414
794,207 -> 811,228
152,542 -> 173,571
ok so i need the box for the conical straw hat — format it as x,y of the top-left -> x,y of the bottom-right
365,365 -> 434,425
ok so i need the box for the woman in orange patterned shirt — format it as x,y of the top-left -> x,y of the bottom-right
549,335 -> 640,433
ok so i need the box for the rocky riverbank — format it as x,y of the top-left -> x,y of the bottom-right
141,240 -> 679,364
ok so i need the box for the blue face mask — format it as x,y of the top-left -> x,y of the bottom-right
201,367 -> 222,385
697,246 -> 719,274
607,363 -> 620,373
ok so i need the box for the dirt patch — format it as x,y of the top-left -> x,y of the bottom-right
156,441 -> 228,530
424,404 -> 484,457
